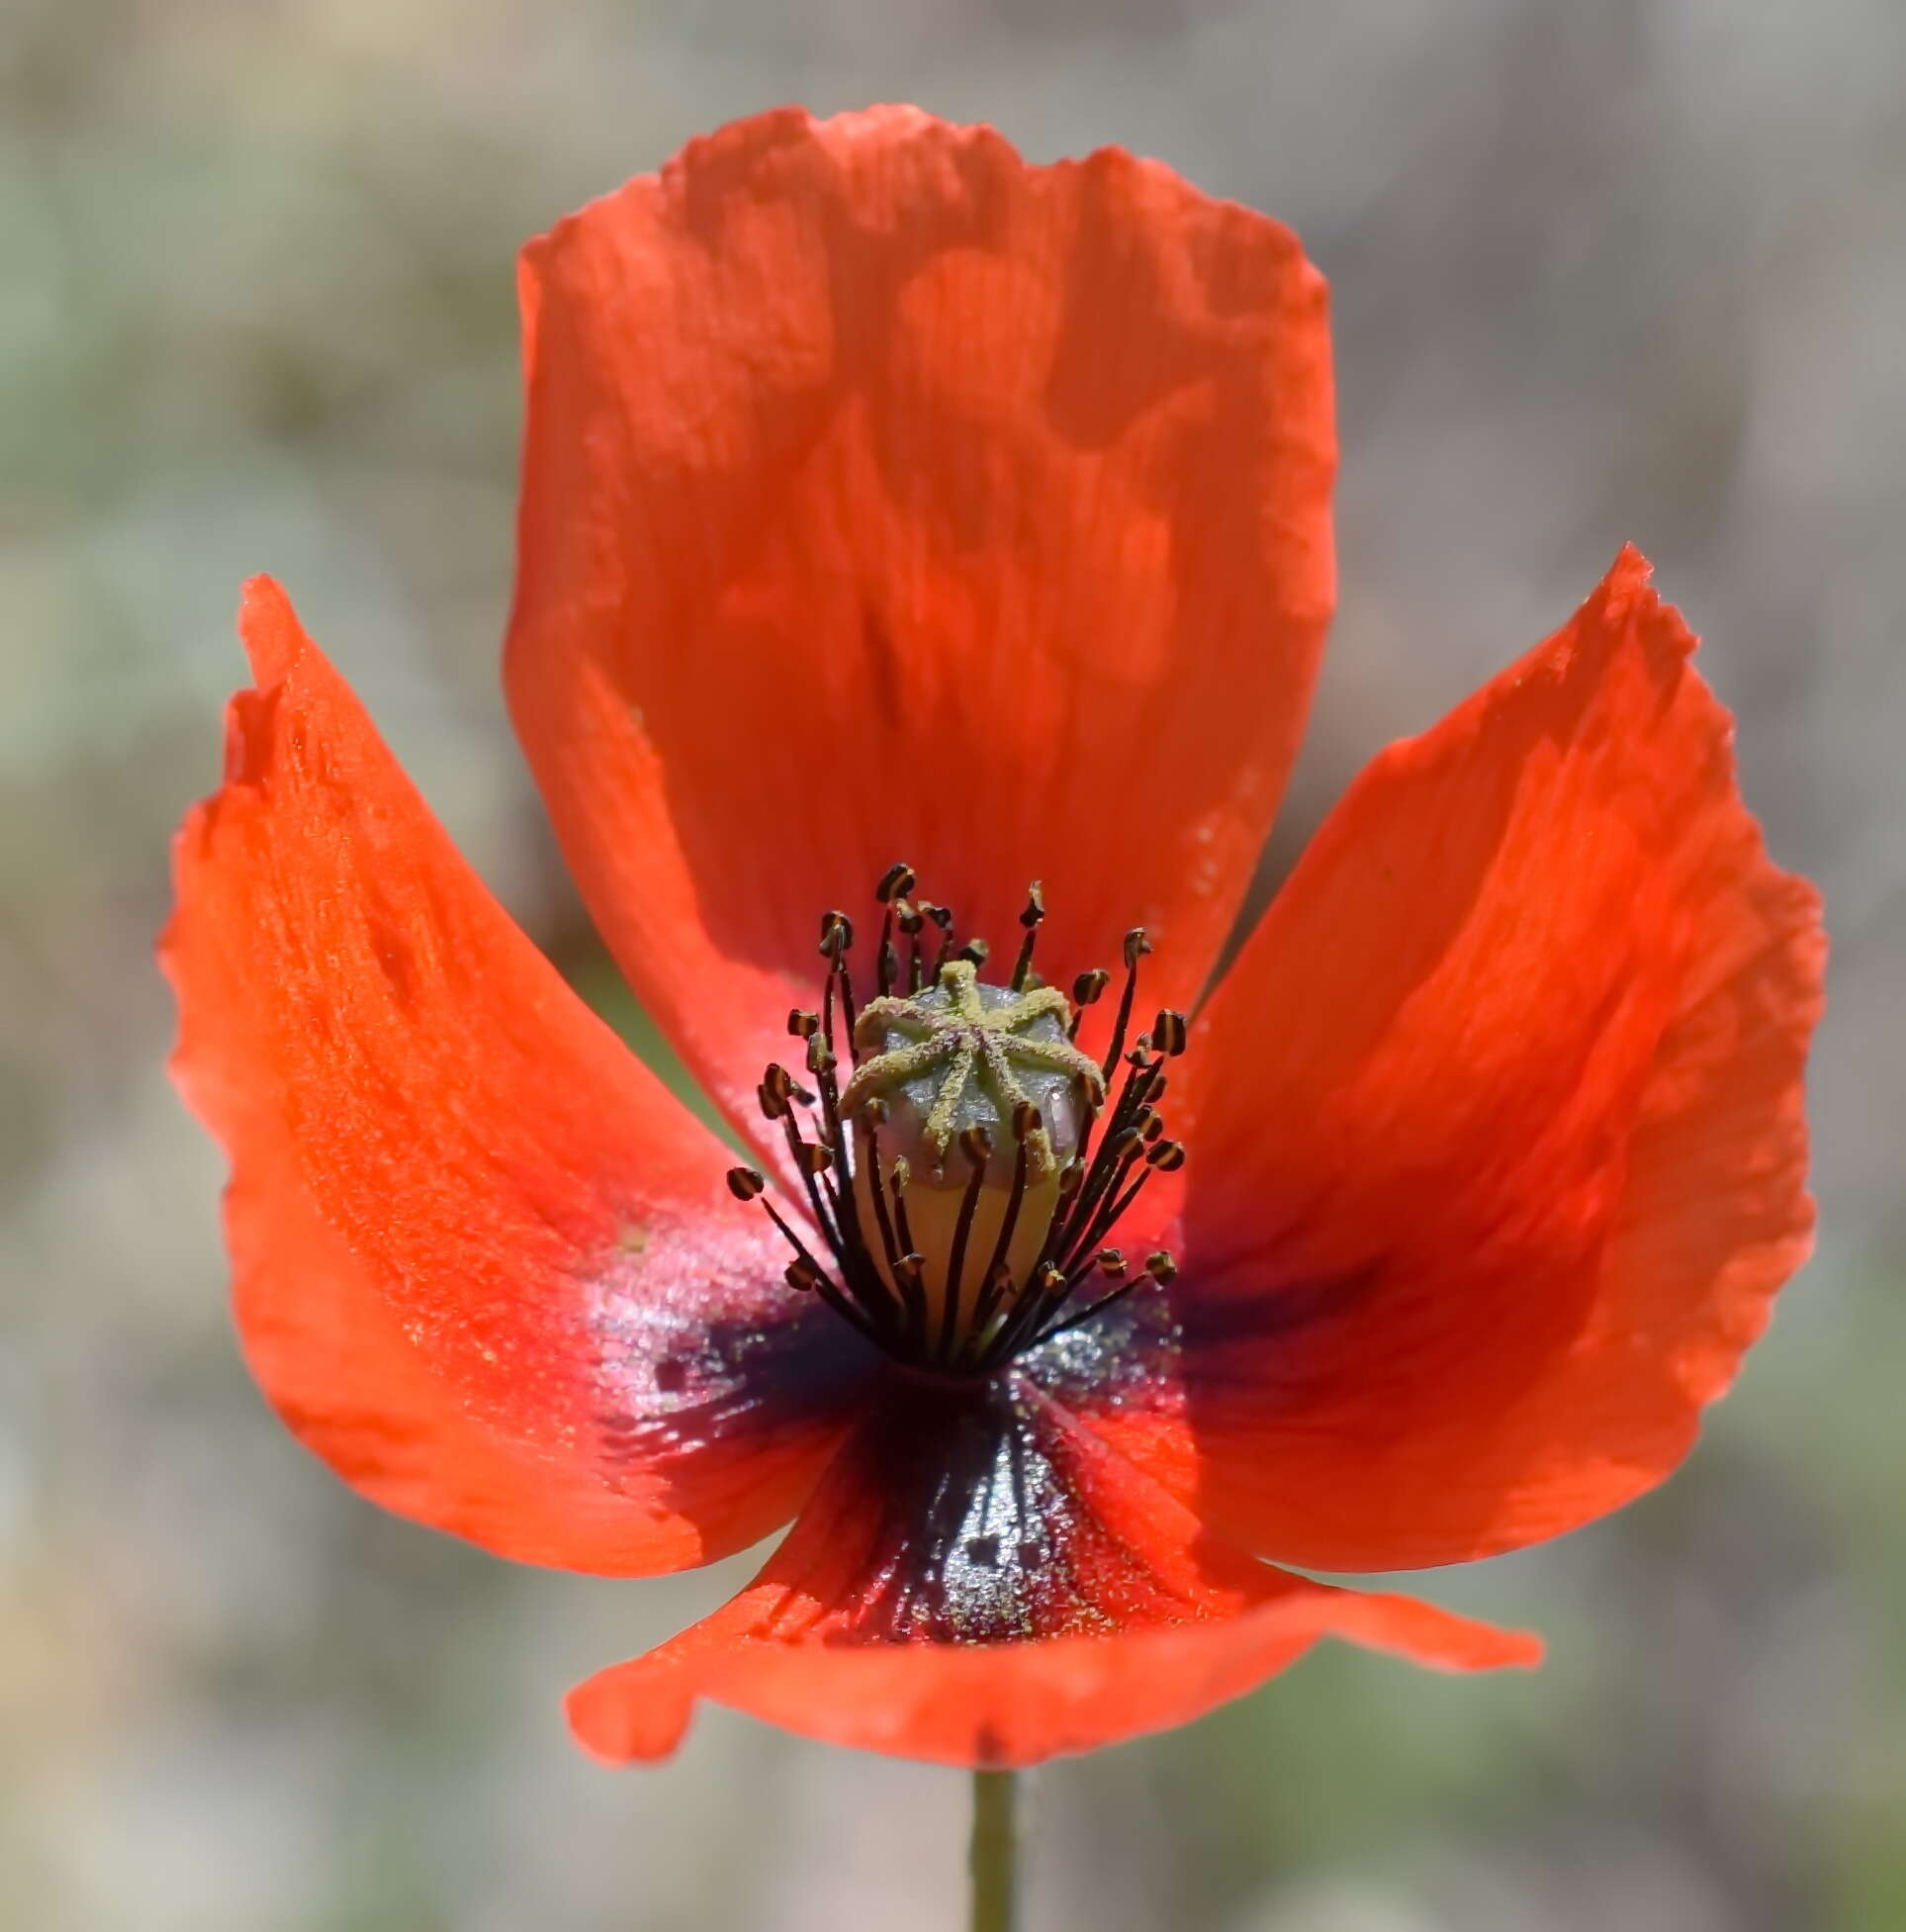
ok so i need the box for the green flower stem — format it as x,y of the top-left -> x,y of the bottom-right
969,1768 -> 1020,1932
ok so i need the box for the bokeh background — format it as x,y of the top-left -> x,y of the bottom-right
5,0 -> 1902,1926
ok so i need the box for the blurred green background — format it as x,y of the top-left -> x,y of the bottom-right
4,1 -> 1901,1927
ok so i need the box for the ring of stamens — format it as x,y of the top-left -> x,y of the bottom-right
724,866 -> 1185,1375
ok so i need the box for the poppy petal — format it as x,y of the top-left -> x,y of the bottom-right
1069,549 -> 1824,1571
163,580 -> 873,1575
564,1374 -> 1537,1768
505,105 -> 1335,1161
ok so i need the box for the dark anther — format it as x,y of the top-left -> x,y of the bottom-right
1010,1100 -> 1043,1141
756,1081 -> 787,1121
956,937 -> 991,967
1145,1250 -> 1179,1284
819,909 -> 854,959
1067,967 -> 1109,1039
1123,928 -> 1152,969
1152,1008 -> 1188,1057
1097,1247 -> 1128,1278
1146,1140 -> 1186,1172
875,862 -> 917,903
784,1258 -> 824,1293
787,1009 -> 820,1038
764,1063 -> 797,1107
958,1125 -> 995,1167
1011,879 -> 1046,990
726,1166 -> 766,1201
795,1142 -> 834,1177
805,1038 -> 837,1077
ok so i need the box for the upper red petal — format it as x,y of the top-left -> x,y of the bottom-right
505,105 -> 1335,1163
1072,549 -> 1824,1569
564,1373 -> 1537,1768
163,580 -> 871,1574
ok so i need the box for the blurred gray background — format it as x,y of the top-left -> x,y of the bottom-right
4,1 -> 1902,1927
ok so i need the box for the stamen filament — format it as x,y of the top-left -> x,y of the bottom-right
938,1128 -> 993,1364
1100,928 -> 1152,1085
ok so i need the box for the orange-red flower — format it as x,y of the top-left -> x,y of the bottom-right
162,106 -> 1824,1771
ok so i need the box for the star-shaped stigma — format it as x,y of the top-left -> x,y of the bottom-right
841,960 -> 1107,1182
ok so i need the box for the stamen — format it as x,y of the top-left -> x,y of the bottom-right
777,1104 -> 843,1257
1101,928 -> 1152,1084
896,897 -> 926,993
1044,1247 -> 1179,1341
974,1103 -> 1039,1335
888,1155 -> 917,1258
872,869 -> 915,1004
939,1126 -> 993,1365
965,1260 -> 1017,1350
1010,880 -> 1045,992
921,900 -> 955,986
984,1259 -> 1068,1366
819,910 -> 859,1066
892,1251 -> 930,1347
856,1099 -> 906,1282
758,1190 -> 873,1340
819,909 -> 854,959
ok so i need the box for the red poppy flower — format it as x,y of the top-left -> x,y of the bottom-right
163,106 -> 1824,1771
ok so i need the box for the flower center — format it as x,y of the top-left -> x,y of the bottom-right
725,865 -> 1183,1375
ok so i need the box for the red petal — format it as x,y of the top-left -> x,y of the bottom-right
1077,550 -> 1824,1570
564,1375 -> 1537,1767
506,105 -> 1334,1161
163,580 -> 870,1574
